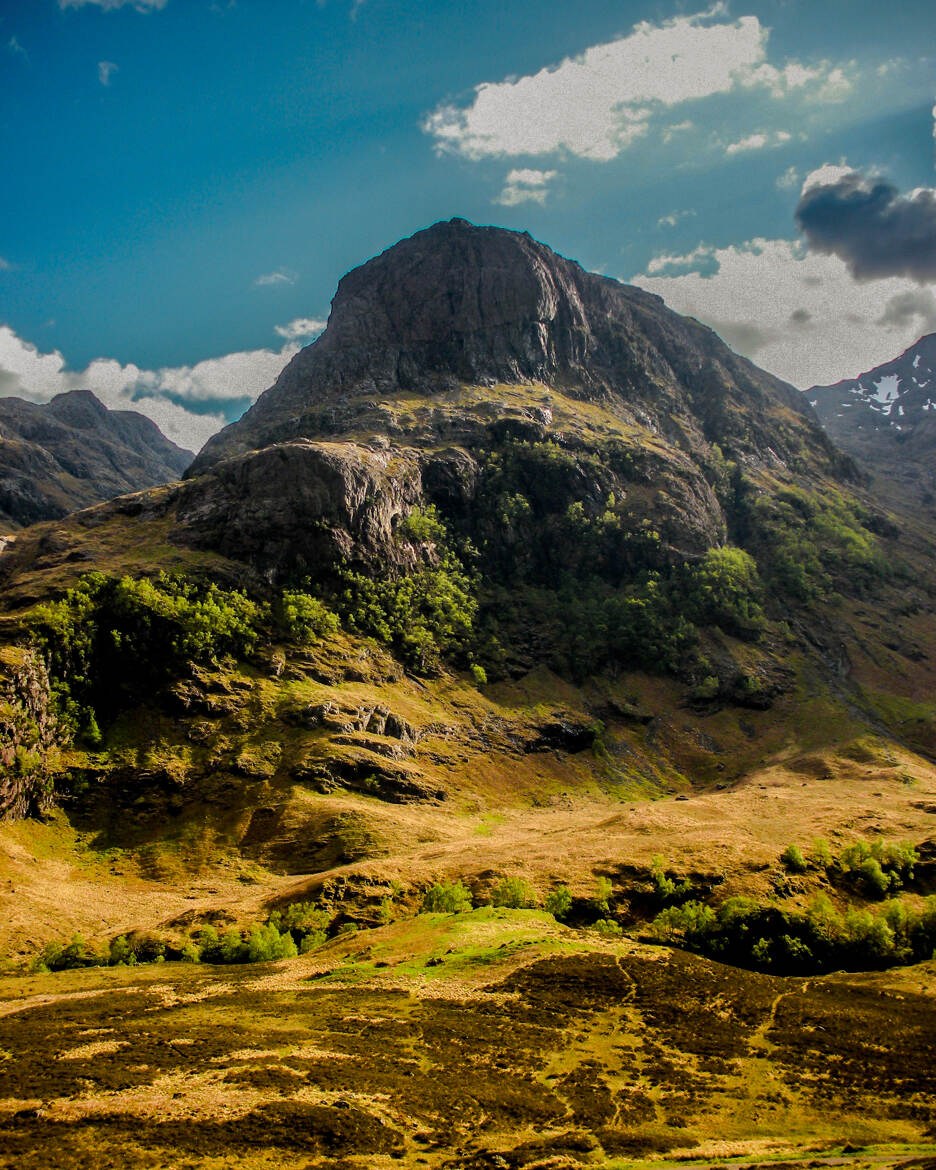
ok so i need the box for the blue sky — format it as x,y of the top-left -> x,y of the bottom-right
1,0 -> 934,450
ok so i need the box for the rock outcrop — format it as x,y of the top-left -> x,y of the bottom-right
0,390 -> 192,529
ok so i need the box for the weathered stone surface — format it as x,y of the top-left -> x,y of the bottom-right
172,439 -> 423,574
166,220 -> 853,578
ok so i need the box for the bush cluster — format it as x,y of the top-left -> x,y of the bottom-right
649,892 -> 936,975
25,572 -> 342,745
339,506 -> 477,673
780,836 -> 918,897
34,899 -> 333,973
741,484 -> 891,602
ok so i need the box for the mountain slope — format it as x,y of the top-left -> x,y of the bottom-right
808,333 -> 936,506
1,219 -> 935,973
0,389 -> 193,529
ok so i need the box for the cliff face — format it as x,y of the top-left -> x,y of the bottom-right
177,219 -> 847,576
193,219 -> 829,473
0,390 -> 192,529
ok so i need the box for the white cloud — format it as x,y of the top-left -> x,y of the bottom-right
663,121 -> 694,144
254,269 -> 296,287
724,129 -> 791,155
657,210 -> 696,228
422,9 -> 849,163
776,165 -> 800,190
60,0 -> 167,10
0,326 -> 300,452
98,60 -> 118,86
274,317 -> 326,341
631,238 -> 936,388
726,132 -> 768,155
8,36 -> 29,61
494,168 -> 558,206
800,161 -> 856,193
0,258 -> 11,272
645,243 -> 715,276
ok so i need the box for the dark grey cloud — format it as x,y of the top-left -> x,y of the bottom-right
876,289 -> 936,331
795,171 -> 936,282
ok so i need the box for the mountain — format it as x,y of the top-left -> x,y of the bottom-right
2,223 -> 936,1167
0,389 -> 193,530
808,332 -> 936,505
179,218 -> 849,588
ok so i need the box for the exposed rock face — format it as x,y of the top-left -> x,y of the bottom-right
174,219 -> 847,577
175,440 -> 423,572
0,390 -> 192,529
808,333 -> 936,504
192,219 -> 832,475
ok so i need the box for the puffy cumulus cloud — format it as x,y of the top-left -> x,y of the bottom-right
724,129 -> 791,155
274,317 -> 327,341
423,8 -> 848,162
631,237 -> 936,388
795,168 -> 936,282
254,269 -> 296,287
98,60 -> 118,86
495,168 -> 558,206
60,0 -> 167,10
0,326 -> 302,452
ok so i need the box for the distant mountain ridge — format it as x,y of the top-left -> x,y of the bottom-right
807,333 -> 936,504
0,389 -> 192,529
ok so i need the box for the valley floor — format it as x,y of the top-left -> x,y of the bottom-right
1,917 -> 935,1169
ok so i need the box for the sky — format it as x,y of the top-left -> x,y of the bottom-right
1,0 -> 935,453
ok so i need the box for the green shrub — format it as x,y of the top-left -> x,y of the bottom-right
648,900 -> 717,942
245,923 -> 298,963
781,844 -> 807,873
38,934 -> 106,972
592,876 -> 613,915
421,880 -> 473,914
490,876 -> 536,909
811,837 -> 833,867
593,918 -> 623,938
277,592 -> 340,643
544,885 -> 573,920
650,854 -> 693,902
179,941 -> 201,963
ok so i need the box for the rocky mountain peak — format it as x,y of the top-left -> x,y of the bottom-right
45,389 -> 110,430
807,332 -> 936,503
190,219 -> 826,475
321,218 -> 594,369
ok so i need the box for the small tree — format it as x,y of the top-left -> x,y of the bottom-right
544,885 -> 573,920
490,876 -> 536,909
422,880 -> 473,914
